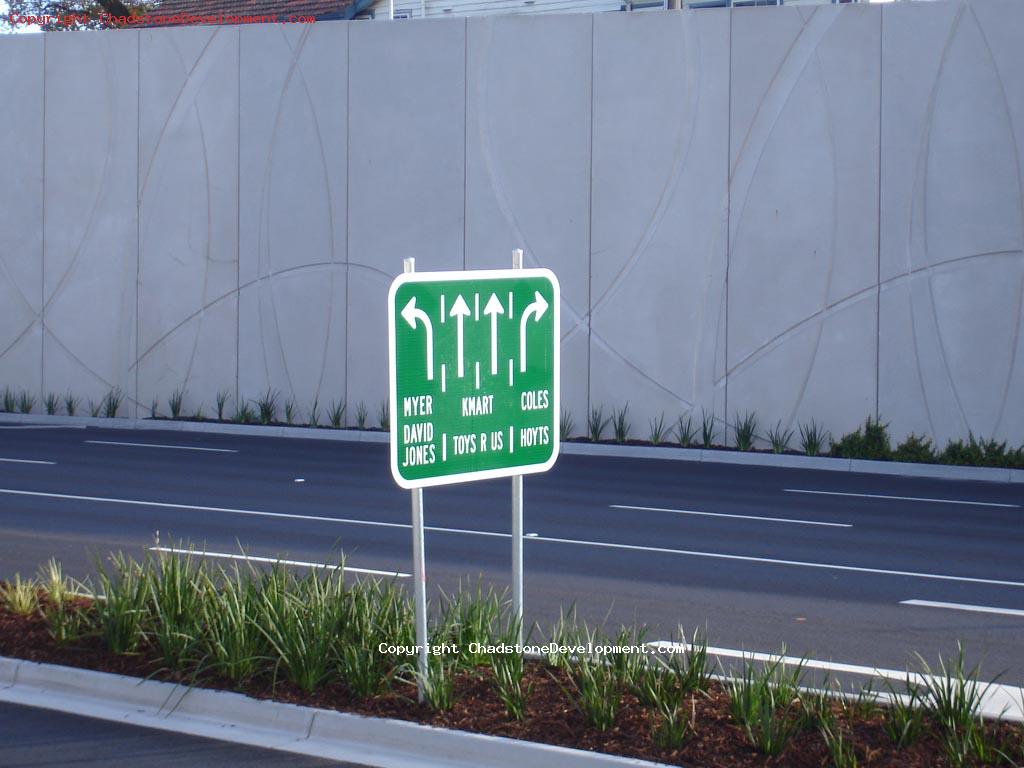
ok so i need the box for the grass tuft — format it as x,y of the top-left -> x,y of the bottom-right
726,652 -> 806,755
356,402 -> 368,430
63,391 -> 79,417
700,409 -> 716,449
255,388 -> 279,425
378,399 -> 390,430
560,410 -> 575,441
44,392 -> 60,415
766,421 -> 793,454
1,387 -> 15,413
168,388 -> 185,419
676,413 -> 698,448
648,413 -> 669,445
612,403 -> 631,443
328,399 -> 346,429
799,419 -> 828,457
587,406 -> 610,442
1,574 -> 40,617
284,398 -> 297,425
734,411 -> 757,451
102,387 -> 123,418
18,390 -> 36,414
215,389 -> 231,421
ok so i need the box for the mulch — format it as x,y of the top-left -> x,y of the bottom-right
0,603 -> 1019,767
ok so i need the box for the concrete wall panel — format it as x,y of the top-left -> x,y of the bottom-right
589,10 -> 729,438
136,27 -> 239,418
0,37 -> 43,403
43,31 -> 138,414
879,0 -> 1024,444
727,5 -> 880,443
465,13 -> 592,432
238,25 -> 349,421
348,19 -> 466,415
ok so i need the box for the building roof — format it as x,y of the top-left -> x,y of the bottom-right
140,0 -> 362,25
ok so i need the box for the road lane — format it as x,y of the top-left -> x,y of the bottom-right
0,425 -> 1021,683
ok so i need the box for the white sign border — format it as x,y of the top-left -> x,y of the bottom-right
388,268 -> 561,490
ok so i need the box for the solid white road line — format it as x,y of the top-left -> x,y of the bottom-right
900,599 -> 1024,618
148,546 -> 409,578
85,440 -> 238,453
784,488 -> 1018,508
1,487 -> 1021,588
0,458 -> 55,465
646,641 -> 1024,722
0,488 -> 510,539
611,504 -> 851,528
0,425 -> 86,430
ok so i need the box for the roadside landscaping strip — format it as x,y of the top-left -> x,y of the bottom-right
0,657 -> 661,768
1,413 -> 1020,484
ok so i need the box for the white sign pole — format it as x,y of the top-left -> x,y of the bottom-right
404,256 -> 429,702
511,248 -> 524,646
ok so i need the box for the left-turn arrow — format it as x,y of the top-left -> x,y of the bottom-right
401,296 -> 434,381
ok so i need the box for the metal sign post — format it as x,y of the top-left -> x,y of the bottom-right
388,252 -> 559,691
403,257 -> 429,702
510,248 -> 524,645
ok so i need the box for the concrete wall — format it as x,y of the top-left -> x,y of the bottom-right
1,0 -> 1022,446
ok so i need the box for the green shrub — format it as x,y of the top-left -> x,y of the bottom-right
328,399 -> 346,429
356,402 -> 368,429
63,391 -> 79,417
44,392 -> 60,415
18,390 -> 35,414
726,653 -> 806,755
831,416 -> 892,461
1,574 -> 39,617
94,554 -> 153,655
102,388 -> 123,418
799,419 -> 828,456
893,434 -> 935,464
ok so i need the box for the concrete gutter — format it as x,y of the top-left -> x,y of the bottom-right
1,412 -> 1021,484
0,656 -> 668,768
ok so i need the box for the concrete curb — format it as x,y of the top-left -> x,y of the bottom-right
0,657 -> 667,768
1,412 -> 1019,483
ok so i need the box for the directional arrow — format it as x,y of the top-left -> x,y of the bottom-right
449,294 -> 471,378
401,296 -> 434,381
519,290 -> 549,373
483,293 -> 504,375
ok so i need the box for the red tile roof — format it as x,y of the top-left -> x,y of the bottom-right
139,0 -> 360,26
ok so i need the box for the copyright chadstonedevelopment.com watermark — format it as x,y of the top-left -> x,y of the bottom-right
6,11 -> 318,26
377,642 -> 650,657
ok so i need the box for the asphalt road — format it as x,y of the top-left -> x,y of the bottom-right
1,425 -> 1022,685
0,701 -> 352,767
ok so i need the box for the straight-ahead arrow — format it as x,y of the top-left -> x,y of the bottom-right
401,296 -> 434,380
449,294 -> 471,378
483,293 -> 504,375
519,290 -> 549,373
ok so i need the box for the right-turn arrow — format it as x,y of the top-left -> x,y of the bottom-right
519,290 -> 549,373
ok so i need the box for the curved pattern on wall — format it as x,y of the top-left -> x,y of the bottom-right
3,1 -> 1022,445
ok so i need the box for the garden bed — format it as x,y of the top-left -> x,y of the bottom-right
2,552 -> 1022,768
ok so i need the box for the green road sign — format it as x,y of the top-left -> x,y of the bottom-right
388,268 -> 560,489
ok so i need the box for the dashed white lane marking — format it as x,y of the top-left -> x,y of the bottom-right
524,534 -> 1024,588
85,440 -> 237,454
294,478 -> 305,483
1,488 -> 1019,588
612,504 -> 851,528
784,488 -> 1018,508
0,458 -> 55,465
148,546 -> 409,578
900,599 -> 1024,618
